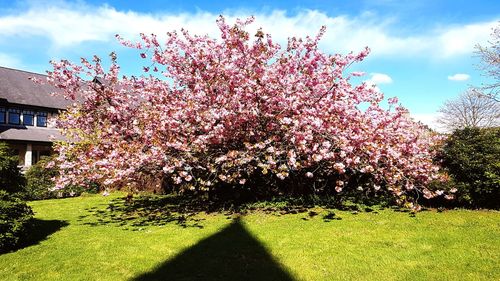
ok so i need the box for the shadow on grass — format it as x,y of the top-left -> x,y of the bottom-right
2,219 -> 69,255
79,195 -> 209,229
131,217 -> 295,281
78,193 -> 394,229
24,219 -> 69,247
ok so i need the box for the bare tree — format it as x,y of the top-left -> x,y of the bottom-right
474,24 -> 499,102
438,89 -> 500,131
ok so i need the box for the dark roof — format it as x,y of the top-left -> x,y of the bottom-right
0,66 -> 72,110
0,125 -> 65,142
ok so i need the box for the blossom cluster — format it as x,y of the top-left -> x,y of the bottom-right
46,16 -> 448,203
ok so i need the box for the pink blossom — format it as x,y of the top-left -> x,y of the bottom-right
351,71 -> 365,77
388,97 -> 399,105
45,16 -> 442,205
333,162 -> 345,173
312,154 -> 323,162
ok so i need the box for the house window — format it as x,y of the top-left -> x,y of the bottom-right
23,110 -> 35,126
0,107 -> 5,124
36,111 -> 48,127
8,108 -> 21,125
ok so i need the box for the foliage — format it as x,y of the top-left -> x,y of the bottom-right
0,190 -> 34,253
25,155 -> 97,200
0,143 -> 32,253
0,142 -> 25,193
439,127 -> 500,208
45,16 -> 446,207
24,156 -> 58,200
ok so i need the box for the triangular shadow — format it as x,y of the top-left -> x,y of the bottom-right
131,217 -> 295,281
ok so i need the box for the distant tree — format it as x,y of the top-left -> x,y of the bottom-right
474,24 -> 499,102
438,89 -> 500,131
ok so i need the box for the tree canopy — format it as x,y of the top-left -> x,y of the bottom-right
45,17 -> 448,206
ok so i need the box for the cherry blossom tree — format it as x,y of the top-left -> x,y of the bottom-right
45,16 -> 448,206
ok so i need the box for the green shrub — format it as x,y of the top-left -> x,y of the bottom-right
0,190 -> 33,253
25,156 -> 58,200
25,155 -> 98,200
440,127 -> 500,209
0,142 -> 25,193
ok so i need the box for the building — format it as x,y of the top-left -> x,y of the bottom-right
0,66 -> 70,169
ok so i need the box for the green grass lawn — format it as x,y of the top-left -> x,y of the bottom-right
1,193 -> 499,281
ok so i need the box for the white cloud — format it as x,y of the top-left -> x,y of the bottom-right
367,73 -> 393,84
0,2 -> 497,59
447,73 -> 470,81
363,73 -> 393,92
438,22 -> 496,58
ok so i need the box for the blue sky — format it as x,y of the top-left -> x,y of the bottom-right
0,0 -> 498,129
